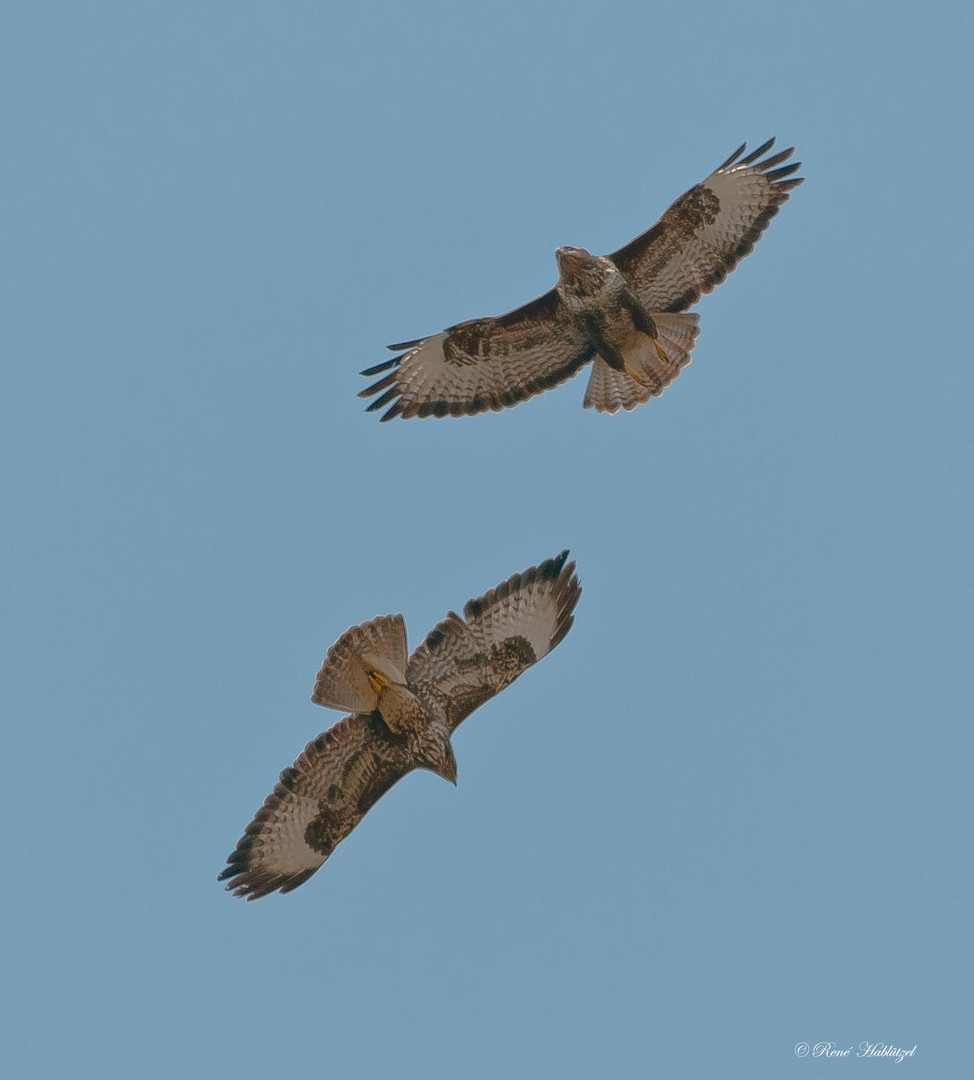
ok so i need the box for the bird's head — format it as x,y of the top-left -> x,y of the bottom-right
555,245 -> 594,279
555,246 -> 621,308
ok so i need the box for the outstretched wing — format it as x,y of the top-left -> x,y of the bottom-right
406,550 -> 581,730
219,712 -> 413,900
359,289 -> 594,421
609,139 -> 803,314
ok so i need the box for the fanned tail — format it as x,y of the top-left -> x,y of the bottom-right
311,614 -> 408,714
583,312 -> 700,413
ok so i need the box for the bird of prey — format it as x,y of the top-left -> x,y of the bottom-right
220,552 -> 581,899
360,139 -> 802,419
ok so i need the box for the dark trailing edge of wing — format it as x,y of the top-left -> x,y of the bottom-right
219,717 -> 416,900
358,141 -> 802,418
612,138 -> 804,314
359,287 -> 587,421
463,549 -> 566,620
409,549 -> 581,734
713,140 -> 805,269
460,549 -> 580,652
218,770 -> 318,901
357,346 -> 595,423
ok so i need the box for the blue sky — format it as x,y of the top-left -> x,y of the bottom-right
3,2 -> 972,1076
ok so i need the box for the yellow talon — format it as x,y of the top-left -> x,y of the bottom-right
623,361 -> 646,386
654,340 -> 670,363
367,670 -> 388,694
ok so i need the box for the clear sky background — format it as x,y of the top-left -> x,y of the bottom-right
3,2 -> 972,1077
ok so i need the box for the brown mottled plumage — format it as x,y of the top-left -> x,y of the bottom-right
219,552 -> 581,899
360,139 -> 802,418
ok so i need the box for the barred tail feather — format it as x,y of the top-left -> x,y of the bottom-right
583,357 -> 646,414
653,311 -> 700,370
583,312 -> 699,413
311,614 -> 408,714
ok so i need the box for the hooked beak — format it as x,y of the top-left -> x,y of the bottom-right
555,246 -> 590,276
437,753 -> 458,786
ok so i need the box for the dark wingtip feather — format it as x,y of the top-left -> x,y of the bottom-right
358,371 -> 398,400
740,137 -> 776,166
360,357 -> 405,418
462,550 -> 575,622
360,356 -> 401,377
549,612 -> 576,652
765,161 -> 801,182
748,143 -> 804,190
756,147 -> 794,171
220,853 -> 321,901
717,141 -> 748,170
722,140 -> 804,201
542,549 -> 570,579
549,551 -> 581,651
387,337 -> 425,351
366,387 -> 400,413
278,868 -> 318,894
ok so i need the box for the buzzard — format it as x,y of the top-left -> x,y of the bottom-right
360,139 -> 802,418
220,551 -> 581,899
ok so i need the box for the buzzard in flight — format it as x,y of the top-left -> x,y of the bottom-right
220,552 -> 581,899
360,139 -> 802,418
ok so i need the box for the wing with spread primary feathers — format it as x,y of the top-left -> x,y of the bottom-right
359,288 -> 595,420
609,139 -> 803,314
219,712 -> 413,900
406,550 -> 581,730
